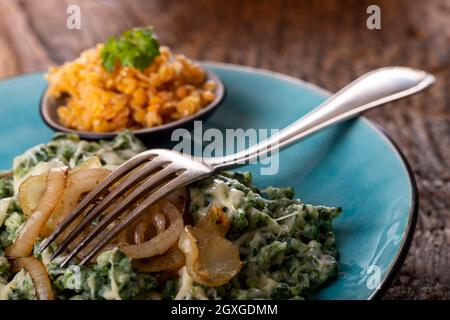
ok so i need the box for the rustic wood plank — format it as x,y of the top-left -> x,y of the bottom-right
0,0 -> 449,299
0,0 -> 53,77
19,0 -> 142,63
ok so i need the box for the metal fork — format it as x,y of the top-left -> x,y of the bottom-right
38,67 -> 435,266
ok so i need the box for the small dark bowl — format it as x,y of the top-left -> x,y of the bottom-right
40,67 -> 225,142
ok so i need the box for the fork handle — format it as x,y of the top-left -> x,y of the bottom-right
206,67 -> 435,170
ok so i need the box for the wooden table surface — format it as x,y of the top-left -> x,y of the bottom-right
0,0 -> 449,299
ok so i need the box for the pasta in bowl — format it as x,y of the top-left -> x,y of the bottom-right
40,27 -> 225,139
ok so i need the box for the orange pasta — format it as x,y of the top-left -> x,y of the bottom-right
46,45 -> 216,132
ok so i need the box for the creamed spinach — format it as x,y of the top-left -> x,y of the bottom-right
0,133 -> 340,300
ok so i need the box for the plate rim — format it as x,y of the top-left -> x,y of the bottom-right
0,64 -> 418,300
203,61 -> 418,300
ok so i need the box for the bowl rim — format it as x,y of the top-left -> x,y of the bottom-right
39,66 -> 226,139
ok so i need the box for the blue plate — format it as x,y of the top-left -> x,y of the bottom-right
0,63 -> 417,300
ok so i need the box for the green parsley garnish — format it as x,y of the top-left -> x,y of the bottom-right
101,27 -> 160,72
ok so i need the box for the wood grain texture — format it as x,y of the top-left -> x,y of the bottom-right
0,0 -> 449,299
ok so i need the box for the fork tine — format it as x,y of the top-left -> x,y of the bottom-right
38,151 -> 157,254
59,164 -> 182,267
78,170 -> 206,266
49,158 -> 170,260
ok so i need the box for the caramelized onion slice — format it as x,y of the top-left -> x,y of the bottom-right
7,168 -> 67,258
153,212 -> 166,235
132,247 -> 185,273
18,174 -> 46,218
52,168 -> 111,227
118,224 -> 133,244
71,156 -> 103,173
133,220 -> 148,245
18,257 -> 55,300
53,168 -> 111,247
195,205 -> 230,236
178,225 -> 242,287
164,188 -> 188,213
132,209 -> 165,245
120,200 -> 183,259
